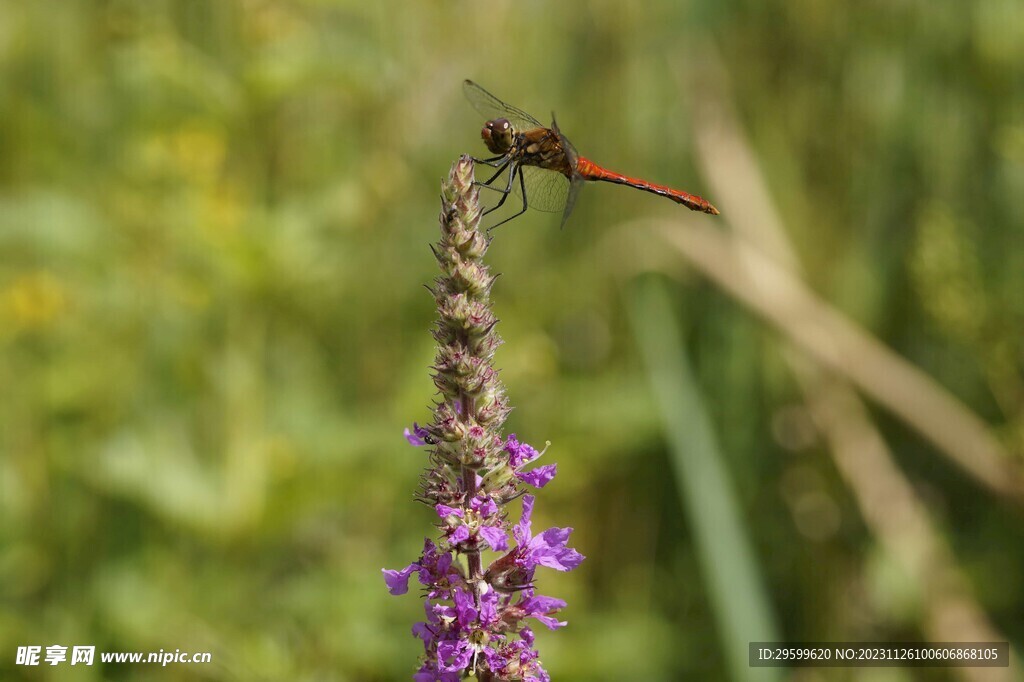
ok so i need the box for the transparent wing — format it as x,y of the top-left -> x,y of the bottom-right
519,165 -> 570,213
463,80 -> 544,131
477,165 -> 567,217
550,116 -> 578,170
560,178 -> 584,228
550,116 -> 582,227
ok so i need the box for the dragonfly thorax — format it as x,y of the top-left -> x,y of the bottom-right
481,118 -> 516,155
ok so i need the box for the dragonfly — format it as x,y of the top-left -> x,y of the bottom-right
463,80 -> 719,229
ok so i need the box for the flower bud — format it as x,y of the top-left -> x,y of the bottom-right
480,463 -> 515,492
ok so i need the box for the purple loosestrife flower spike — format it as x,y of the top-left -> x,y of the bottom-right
384,156 -> 584,681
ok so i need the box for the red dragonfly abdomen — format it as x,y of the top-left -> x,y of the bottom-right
575,156 -> 720,215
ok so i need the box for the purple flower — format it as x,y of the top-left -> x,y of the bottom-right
405,422 -> 431,446
514,495 -> 585,572
435,504 -> 463,519
382,562 -> 419,596
449,525 -> 470,544
457,586 -> 481,625
471,496 -> 498,517
479,526 -> 508,551
383,538 -> 463,598
518,593 -> 568,630
412,621 -> 434,643
414,662 -> 462,682
436,640 -> 473,673
516,464 -> 557,488
505,434 -> 540,468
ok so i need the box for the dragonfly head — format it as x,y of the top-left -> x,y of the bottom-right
481,118 -> 515,154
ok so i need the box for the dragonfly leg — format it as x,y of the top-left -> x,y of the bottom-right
480,161 -> 519,217
476,160 -> 512,189
470,154 -> 508,168
485,166 -> 528,232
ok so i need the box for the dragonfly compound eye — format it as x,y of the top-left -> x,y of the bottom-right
481,118 -> 515,154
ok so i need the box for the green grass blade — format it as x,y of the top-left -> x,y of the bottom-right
627,276 -> 783,682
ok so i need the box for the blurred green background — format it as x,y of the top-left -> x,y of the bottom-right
2,1 -> 1023,680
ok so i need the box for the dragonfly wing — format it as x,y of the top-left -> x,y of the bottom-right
519,165 -> 570,213
560,178 -> 584,228
550,115 -> 579,170
463,80 -> 545,132
550,115 -> 582,227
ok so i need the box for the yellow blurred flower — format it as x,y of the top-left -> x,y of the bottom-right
1,271 -> 69,331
